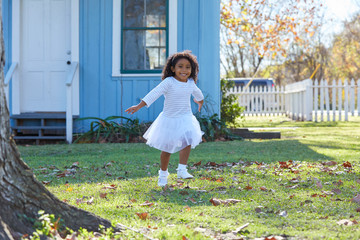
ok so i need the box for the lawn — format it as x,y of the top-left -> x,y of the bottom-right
18,116 -> 360,239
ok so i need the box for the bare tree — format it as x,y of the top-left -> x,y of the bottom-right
0,4 -> 116,238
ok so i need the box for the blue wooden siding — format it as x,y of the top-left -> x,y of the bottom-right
79,0 -> 220,128
2,0 -> 220,131
2,0 -> 13,114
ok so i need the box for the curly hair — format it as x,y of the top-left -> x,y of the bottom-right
162,50 -> 199,83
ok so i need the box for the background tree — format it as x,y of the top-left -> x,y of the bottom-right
220,0 -> 323,82
326,13 -> 360,80
0,5 -> 117,238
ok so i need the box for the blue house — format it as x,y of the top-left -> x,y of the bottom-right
2,0 -> 220,143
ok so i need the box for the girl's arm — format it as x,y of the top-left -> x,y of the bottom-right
193,99 -> 204,112
125,101 -> 146,114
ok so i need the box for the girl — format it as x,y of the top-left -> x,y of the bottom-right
125,51 -> 204,187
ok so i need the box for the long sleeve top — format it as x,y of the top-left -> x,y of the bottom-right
142,77 -> 204,118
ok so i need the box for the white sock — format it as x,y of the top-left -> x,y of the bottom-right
159,169 -> 168,176
178,164 -> 187,170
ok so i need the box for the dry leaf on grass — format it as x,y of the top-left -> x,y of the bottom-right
351,194 -> 360,204
337,219 -> 358,226
135,212 -> 149,220
99,192 -> 107,199
343,161 -> 352,168
323,161 -> 337,166
210,198 -> 241,206
139,201 -> 154,207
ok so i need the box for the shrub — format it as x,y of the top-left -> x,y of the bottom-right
220,79 -> 244,127
74,116 -> 150,143
195,113 -> 242,141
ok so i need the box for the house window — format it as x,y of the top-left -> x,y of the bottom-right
121,0 -> 168,73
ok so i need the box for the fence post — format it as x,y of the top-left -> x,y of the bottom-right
305,80 -> 313,121
338,80 -> 342,121
344,80 -> 349,121
325,80 -> 330,121
281,85 -> 285,115
314,80 -> 318,122
332,79 -> 336,121
357,79 -> 360,116
350,79 -> 355,116
320,79 -> 324,121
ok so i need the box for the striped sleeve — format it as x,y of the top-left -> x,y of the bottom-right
142,78 -> 171,107
192,83 -> 204,101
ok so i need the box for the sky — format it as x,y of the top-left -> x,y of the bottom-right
324,0 -> 360,33
325,0 -> 359,21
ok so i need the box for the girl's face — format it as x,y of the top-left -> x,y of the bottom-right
171,58 -> 192,82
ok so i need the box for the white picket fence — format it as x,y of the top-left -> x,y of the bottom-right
228,79 -> 360,121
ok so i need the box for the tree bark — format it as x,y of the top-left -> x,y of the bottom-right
0,3 -> 114,239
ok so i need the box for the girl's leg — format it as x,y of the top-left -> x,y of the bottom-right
160,151 -> 171,171
177,145 -> 193,179
179,145 -> 191,165
158,151 -> 171,187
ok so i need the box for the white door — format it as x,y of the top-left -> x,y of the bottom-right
20,0 -> 71,112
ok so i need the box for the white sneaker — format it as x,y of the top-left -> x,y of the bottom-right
158,170 -> 169,187
177,168 -> 194,179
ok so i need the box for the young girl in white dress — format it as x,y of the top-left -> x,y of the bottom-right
125,51 -> 204,187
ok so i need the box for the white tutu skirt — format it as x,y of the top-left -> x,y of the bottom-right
143,112 -> 203,154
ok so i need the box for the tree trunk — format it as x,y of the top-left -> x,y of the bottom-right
0,4 -> 114,239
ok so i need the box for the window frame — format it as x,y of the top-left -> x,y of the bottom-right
112,0 -> 177,77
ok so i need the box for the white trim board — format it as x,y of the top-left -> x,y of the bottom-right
112,0 -> 177,77
11,0 -> 80,115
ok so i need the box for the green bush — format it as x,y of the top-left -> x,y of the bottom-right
74,116 -> 150,143
220,79 -> 244,127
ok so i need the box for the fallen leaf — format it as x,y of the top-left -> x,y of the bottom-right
140,201 -> 154,207
193,161 -> 202,166
135,212 -> 149,220
189,198 -> 197,204
130,199 -> 137,203
343,161 -> 352,168
182,236 -> 189,240
279,210 -> 287,217
265,237 -> 277,240
316,181 -> 323,189
245,185 -> 253,190
99,192 -> 107,199
260,186 -> 268,191
337,219 -> 357,226
332,189 -> 341,195
333,180 -> 343,186
101,184 -> 117,190
210,198 -> 241,206
66,187 -> 73,192
351,194 -> 360,204
184,206 -> 191,211
323,161 -> 337,166
216,177 -> 224,183
86,197 -> 94,205
232,223 -> 249,233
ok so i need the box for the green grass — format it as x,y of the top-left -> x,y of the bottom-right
18,116 -> 360,239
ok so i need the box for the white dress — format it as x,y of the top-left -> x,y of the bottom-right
142,77 -> 204,153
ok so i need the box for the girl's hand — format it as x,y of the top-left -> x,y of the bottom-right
125,105 -> 139,114
193,99 -> 204,112
125,101 -> 146,114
